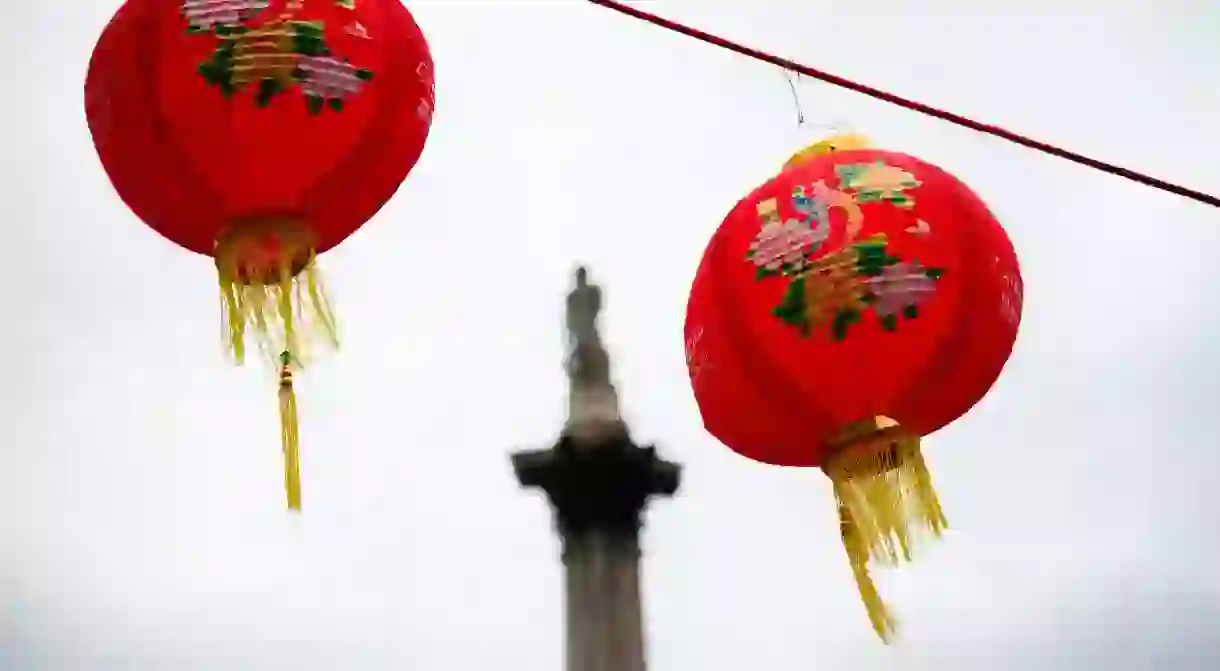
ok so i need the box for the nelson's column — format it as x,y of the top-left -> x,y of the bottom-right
511,267 -> 681,671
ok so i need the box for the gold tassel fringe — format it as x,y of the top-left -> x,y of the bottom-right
278,352 -> 302,510
215,219 -> 328,511
215,218 -> 338,367
823,416 -> 947,642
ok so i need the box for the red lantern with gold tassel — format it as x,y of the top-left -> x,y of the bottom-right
85,0 -> 435,509
684,134 -> 1022,640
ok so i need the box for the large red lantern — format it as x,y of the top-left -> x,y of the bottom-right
684,135 -> 1022,640
85,0 -> 435,509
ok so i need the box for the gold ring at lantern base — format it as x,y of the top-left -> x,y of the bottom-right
214,217 -> 338,366
822,415 -> 948,642
214,216 -> 316,285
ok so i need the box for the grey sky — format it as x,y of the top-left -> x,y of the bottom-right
3,0 -> 1219,668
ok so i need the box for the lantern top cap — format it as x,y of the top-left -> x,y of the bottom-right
783,133 -> 871,169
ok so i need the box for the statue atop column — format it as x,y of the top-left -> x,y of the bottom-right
563,266 -> 624,443
566,266 -> 609,386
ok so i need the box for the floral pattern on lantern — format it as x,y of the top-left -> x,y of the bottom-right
182,0 -> 270,31
747,162 -> 944,340
186,0 -> 374,112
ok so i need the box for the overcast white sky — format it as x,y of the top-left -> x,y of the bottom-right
3,0 -> 1220,669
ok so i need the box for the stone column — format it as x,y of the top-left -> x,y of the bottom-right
513,433 -> 680,671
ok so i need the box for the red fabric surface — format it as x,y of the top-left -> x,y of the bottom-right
684,150 -> 1021,467
85,0 -> 434,256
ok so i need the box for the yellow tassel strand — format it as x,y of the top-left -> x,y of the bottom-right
214,217 -> 338,366
278,352 -> 302,511
838,503 -> 897,638
823,416 -> 947,642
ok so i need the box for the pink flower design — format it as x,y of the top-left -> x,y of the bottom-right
181,0 -> 268,30
866,262 -> 936,316
298,57 -> 366,99
747,218 -> 822,272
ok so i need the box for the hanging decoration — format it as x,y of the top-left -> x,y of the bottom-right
85,0 -> 436,509
684,135 -> 1022,641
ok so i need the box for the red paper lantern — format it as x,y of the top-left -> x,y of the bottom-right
684,135 -> 1022,640
85,0 -> 435,509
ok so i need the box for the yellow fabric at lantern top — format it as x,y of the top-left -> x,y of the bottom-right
783,133 -> 871,169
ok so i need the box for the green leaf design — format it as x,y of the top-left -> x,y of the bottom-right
774,289 -> 805,320
880,313 -> 899,332
831,309 -> 859,341
197,38 -> 239,94
327,98 -> 344,112
305,94 -> 325,115
773,277 -> 810,335
836,163 -> 866,187
291,21 -> 328,56
854,239 -> 889,277
755,266 -> 774,281
255,78 -> 283,107
197,62 -> 218,84
902,304 -> 919,319
925,268 -> 944,280
355,69 -> 374,81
